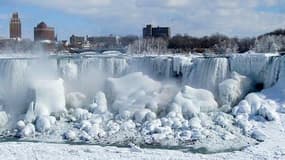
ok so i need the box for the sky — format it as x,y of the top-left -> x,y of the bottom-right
0,0 -> 285,40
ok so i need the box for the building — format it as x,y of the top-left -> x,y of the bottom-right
34,22 -> 55,42
10,12 -> 21,39
87,35 -> 118,48
70,35 -> 85,48
143,24 -> 171,39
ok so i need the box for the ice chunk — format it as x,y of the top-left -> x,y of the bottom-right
35,116 -> 51,132
189,117 -> 202,129
80,131 -> 92,141
89,92 -> 108,114
63,130 -> 77,141
251,129 -> 266,142
79,120 -> 92,131
18,123 -> 35,137
72,108 -> 91,121
16,120 -> 26,130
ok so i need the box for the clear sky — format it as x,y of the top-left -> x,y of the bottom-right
0,0 -> 285,40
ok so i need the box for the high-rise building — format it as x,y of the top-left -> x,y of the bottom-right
70,35 -> 85,47
34,22 -> 55,42
10,12 -> 21,39
143,24 -> 171,39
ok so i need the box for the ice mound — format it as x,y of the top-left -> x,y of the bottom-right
35,116 -> 56,132
16,122 -> 35,138
89,92 -> 108,114
218,72 -> 253,107
28,79 -> 66,118
66,92 -> 87,109
106,72 -> 162,114
168,86 -> 218,119
233,93 -> 279,121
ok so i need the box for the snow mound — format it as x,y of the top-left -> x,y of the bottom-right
169,86 -> 218,119
35,116 -> 52,132
218,72 -> 253,107
233,93 -> 279,121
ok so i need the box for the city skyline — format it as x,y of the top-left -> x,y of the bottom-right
0,0 -> 285,40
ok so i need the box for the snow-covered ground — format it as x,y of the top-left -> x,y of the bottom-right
0,52 -> 284,159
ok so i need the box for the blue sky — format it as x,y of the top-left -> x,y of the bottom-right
0,0 -> 285,40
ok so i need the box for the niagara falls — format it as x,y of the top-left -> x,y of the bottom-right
1,0 -> 285,159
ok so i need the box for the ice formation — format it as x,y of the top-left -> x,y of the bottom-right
218,72 -> 253,107
0,53 -> 283,153
29,79 -> 66,117
169,86 -> 218,119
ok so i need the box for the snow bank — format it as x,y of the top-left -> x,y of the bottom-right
169,86 -> 218,119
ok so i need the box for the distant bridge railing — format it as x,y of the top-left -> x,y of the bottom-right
69,48 -> 127,54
